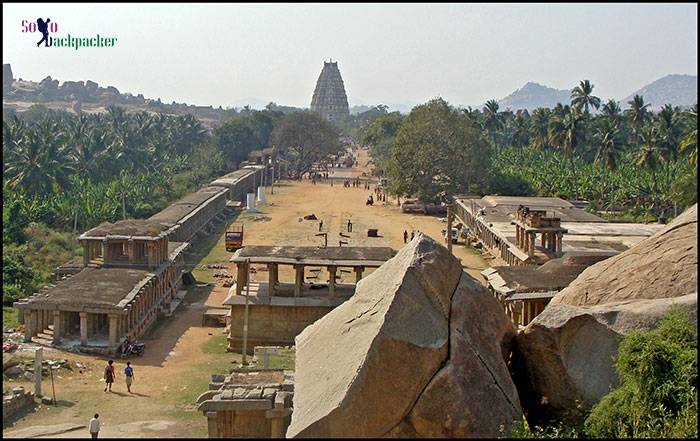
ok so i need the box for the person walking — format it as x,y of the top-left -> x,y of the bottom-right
103,360 -> 115,392
124,361 -> 135,393
319,220 -> 323,232
347,219 -> 352,232
410,230 -> 415,240
89,413 -> 100,439
403,230 -> 408,243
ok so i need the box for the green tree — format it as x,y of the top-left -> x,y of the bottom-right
388,98 -> 492,200
585,307 -> 697,438
549,107 -> 585,200
626,95 -> 650,149
483,99 -> 503,150
271,111 -> 342,178
571,80 -> 601,114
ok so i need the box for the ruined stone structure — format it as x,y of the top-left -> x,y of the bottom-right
453,195 -> 663,327
14,166 -> 269,355
224,246 -> 395,352
310,60 -> 349,122
197,369 -> 294,438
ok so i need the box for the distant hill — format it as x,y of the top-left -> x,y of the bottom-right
620,74 -> 697,110
496,82 -> 571,111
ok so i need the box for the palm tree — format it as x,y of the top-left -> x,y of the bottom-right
626,95 -> 649,149
529,108 -> 550,150
594,119 -> 626,209
549,107 -> 586,200
511,112 -> 530,148
680,106 -> 697,167
571,80 -> 601,114
636,125 -> 662,215
483,99 -> 502,150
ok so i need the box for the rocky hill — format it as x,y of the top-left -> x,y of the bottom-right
2,64 -> 231,129
497,82 -> 571,111
621,74 -> 697,110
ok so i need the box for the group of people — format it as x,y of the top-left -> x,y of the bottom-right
403,229 -> 418,243
103,359 -> 136,393
343,178 -> 366,188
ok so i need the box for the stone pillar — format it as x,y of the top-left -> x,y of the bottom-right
206,411 -> 219,438
556,233 -> 563,256
128,239 -> 135,265
294,265 -> 304,298
34,347 -> 43,397
147,242 -> 155,269
236,263 -> 248,296
354,266 -> 364,284
79,312 -> 88,345
268,263 -> 278,296
328,266 -> 337,297
53,310 -> 62,344
541,233 -> 546,247
24,310 -> 34,342
515,226 -> 521,249
528,233 -> 535,258
109,314 -> 118,345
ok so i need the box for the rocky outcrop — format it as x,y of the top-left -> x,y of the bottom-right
3,64 -> 14,92
514,204 -> 698,424
550,204 -> 697,307
287,235 -> 522,438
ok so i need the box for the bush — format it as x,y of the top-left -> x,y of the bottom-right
585,307 -> 698,438
490,173 -> 534,196
2,243 -> 44,305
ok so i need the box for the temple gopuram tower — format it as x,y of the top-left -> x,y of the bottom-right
310,60 -> 349,122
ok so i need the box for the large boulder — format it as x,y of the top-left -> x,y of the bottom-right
550,204 -> 697,307
514,294 -> 697,423
394,273 -> 522,438
514,204 -> 698,424
287,235 -> 522,438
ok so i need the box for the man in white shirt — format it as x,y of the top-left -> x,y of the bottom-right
89,413 -> 100,439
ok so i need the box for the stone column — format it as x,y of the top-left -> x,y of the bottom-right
109,314 -> 118,345
128,239 -> 135,265
268,263 -> 278,296
294,265 -> 304,298
328,266 -> 337,298
354,266 -> 364,284
53,310 -> 62,344
206,412 -> 219,438
236,263 -> 248,296
24,310 -> 35,342
541,232 -> 546,247
528,233 -> 535,258
79,312 -> 88,345
556,233 -> 563,256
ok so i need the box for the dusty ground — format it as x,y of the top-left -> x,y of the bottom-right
3,147 -> 487,438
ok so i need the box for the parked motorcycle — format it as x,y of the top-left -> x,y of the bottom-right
121,339 -> 145,357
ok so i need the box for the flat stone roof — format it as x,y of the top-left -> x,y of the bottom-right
148,186 -> 227,226
231,246 -> 395,267
17,267 -> 150,312
210,169 -> 257,187
82,219 -> 168,238
454,196 -> 665,260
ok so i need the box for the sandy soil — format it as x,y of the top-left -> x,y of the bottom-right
3,146 -> 487,438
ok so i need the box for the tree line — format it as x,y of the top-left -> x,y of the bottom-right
360,80 -> 697,219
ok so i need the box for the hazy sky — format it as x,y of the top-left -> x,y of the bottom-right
3,3 -> 697,109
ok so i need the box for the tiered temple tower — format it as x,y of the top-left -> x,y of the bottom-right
310,60 -> 349,122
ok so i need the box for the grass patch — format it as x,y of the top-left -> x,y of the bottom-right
202,335 -> 228,354
3,307 -> 19,331
268,348 -> 295,370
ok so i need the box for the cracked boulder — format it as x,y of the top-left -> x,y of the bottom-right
287,235 -> 522,438
514,204 -> 698,424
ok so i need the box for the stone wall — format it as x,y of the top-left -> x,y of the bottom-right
3,386 -> 35,419
227,304 -> 333,353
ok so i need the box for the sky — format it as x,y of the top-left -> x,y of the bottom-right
3,3 -> 697,110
